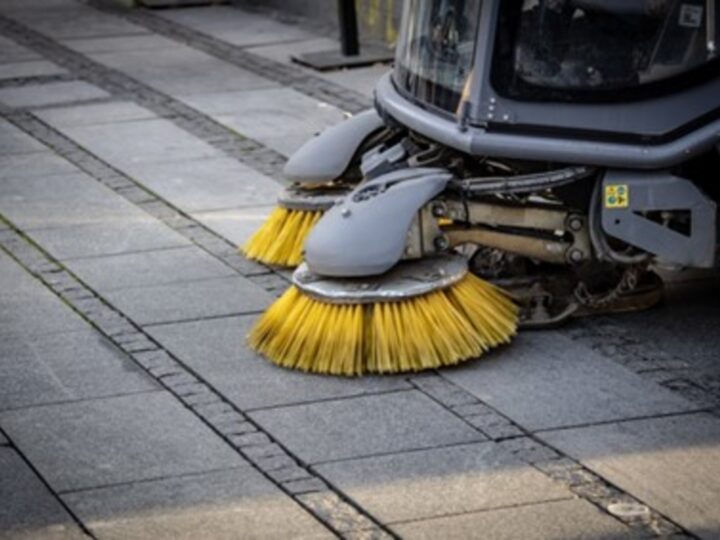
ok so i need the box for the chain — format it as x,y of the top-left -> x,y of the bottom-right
574,263 -> 646,309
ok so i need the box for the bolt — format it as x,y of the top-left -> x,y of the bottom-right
431,203 -> 447,218
568,216 -> 584,231
434,235 -> 450,251
340,207 -> 351,218
568,249 -> 584,263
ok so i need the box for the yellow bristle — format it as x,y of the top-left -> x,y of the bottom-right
248,273 -> 519,376
242,207 -> 323,267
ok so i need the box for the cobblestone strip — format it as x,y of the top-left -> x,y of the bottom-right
568,319 -> 720,414
1,107 -> 291,297
0,13 -> 288,180
409,374 -> 694,538
88,0 -> 373,116
0,72 -> 76,89
0,220 -> 394,540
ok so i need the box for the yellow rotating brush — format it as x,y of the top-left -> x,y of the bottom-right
248,256 -> 518,375
242,186 -> 346,267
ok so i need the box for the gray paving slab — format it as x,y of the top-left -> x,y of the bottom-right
443,331 -> 695,432
0,82 -> 110,109
146,315 -> 410,411
104,276 -> 273,326
0,60 -> 66,80
0,392 -> 246,492
63,467 -> 332,540
9,5 -> 148,40
190,206 -> 274,246
0,448 -> 86,540
206,87 -> 345,139
542,413 -> 720,539
0,253 -> 87,337
122,157 -> 282,212
314,442 -> 571,524
90,46 -> 277,97
58,118 -> 219,167
0,172 -> 150,231
0,35 -> 41,64
157,6 -> 314,47
250,391 -> 483,464
320,65 -> 390,99
63,34 -> 178,55
28,220 -> 191,261
35,101 -> 155,128
246,38 -> 340,65
392,499 -> 632,540
0,117 -> 47,155
0,151 -> 78,179
0,432 -> 6,445
0,329 -> 157,411
64,246 -> 235,292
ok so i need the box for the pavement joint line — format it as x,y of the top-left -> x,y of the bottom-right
0,72 -> 76,89
87,0 -> 372,116
54,465 -> 252,496
408,372 -> 694,538
0,389 -> 164,414
243,387 -> 418,414
0,426 -> 97,539
531,408 -> 713,434
0,219 -> 394,540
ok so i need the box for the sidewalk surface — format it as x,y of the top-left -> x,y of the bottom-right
1,1 -> 719,539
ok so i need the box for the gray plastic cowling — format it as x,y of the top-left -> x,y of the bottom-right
283,109 -> 385,185
304,168 -> 453,277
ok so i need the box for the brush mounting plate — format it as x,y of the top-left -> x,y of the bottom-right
292,255 -> 468,304
278,185 -> 351,212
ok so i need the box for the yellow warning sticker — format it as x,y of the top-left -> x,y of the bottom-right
605,184 -> 630,209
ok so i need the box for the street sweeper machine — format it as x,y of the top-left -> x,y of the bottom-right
244,0 -> 720,375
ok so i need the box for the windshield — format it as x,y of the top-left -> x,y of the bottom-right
394,0 -> 482,113
494,0 -> 720,101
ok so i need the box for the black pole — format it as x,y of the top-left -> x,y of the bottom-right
338,0 -> 360,57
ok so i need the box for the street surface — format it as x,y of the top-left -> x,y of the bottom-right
0,1 -> 719,538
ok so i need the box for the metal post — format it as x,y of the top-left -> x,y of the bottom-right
338,0 -> 360,56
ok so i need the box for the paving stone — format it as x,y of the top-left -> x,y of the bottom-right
121,156 -> 282,212
186,87 -> 346,139
245,38 -> 340,65
28,220 -> 191,261
217,116 -> 323,158
63,34 -> 178,54
0,60 -> 67,80
0,392 -> 245,492
59,118 -> 219,167
320,65 -> 390,100
0,151 -> 78,179
314,442 -> 570,524
0,117 -> 47,155
146,315 -> 410,410
391,499 -> 632,540
90,45 -> 277,97
104,276 -> 273,326
10,4 -> 148,40
541,412 -> 720,539
0,172 -> 150,231
158,6 -> 314,47
190,206 -> 274,246
0,448 -> 86,540
250,391 -> 483,464
0,35 -> 41,64
64,246 -> 235,292
0,329 -> 157,411
0,254 -> 87,337
34,101 -> 156,127
443,332 -> 696,431
0,81 -> 110,108
62,467 -> 332,540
